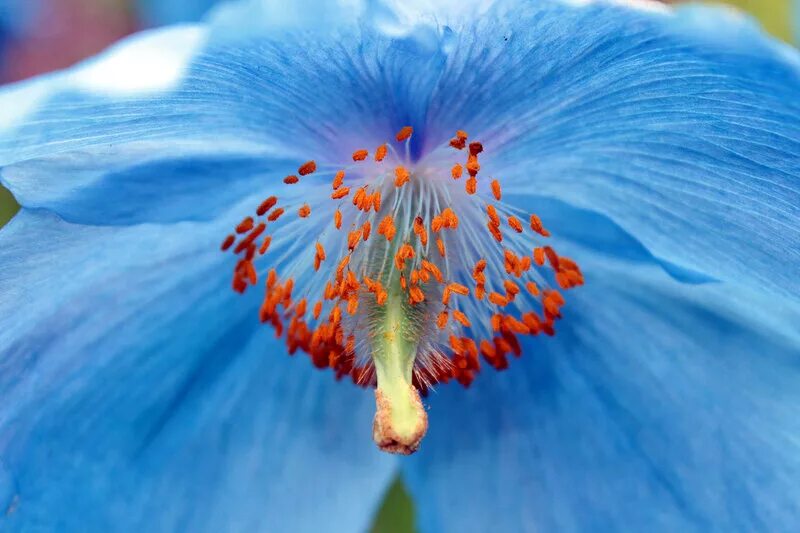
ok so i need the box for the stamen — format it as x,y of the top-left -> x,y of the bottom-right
221,125 -> 584,455
375,144 -> 388,162
298,161 -> 316,176
396,126 -> 413,142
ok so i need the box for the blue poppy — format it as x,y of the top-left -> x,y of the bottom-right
1,0 -> 800,531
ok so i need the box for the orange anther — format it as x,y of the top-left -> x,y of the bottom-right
480,339 -> 496,359
508,216 -> 523,233
440,208 -> 459,229
267,269 -> 278,289
284,175 -> 299,184
352,149 -> 368,161
549,290 -> 566,306
330,305 -> 342,325
377,215 -> 396,241
241,260 -> 257,285
347,296 -> 359,315
503,315 -> 530,335
449,138 -> 466,150
451,164 -> 463,180
491,179 -> 502,201
488,292 -> 509,307
466,155 -> 480,176
360,192 -> 372,212
474,259 -> 487,274
376,290 -> 388,305
522,312 -> 542,335
336,255 -> 350,277
396,126 -> 413,142
503,279 -> 520,299
421,260 -> 444,283
487,223 -> 503,243
347,230 -> 361,251
259,235 -> 272,255
257,197 -> 278,217
295,298 -> 307,317
533,247 -> 545,266
487,205 -> 500,226
362,221 -> 371,241
469,142 -> 483,156
234,223 -> 266,254
409,286 -> 425,304
298,161 -> 316,176
543,246 -> 560,270
372,191 -> 381,212
313,301 -> 322,320
334,209 -> 342,229
452,310 -> 471,328
437,311 -> 449,329
448,283 -> 470,296
543,296 -> 561,318
331,187 -> 350,200
352,186 -> 366,207
298,204 -> 311,218
267,208 -> 285,222
456,130 -> 468,141
526,281 -> 540,296
436,237 -> 446,257
519,256 -> 532,273
236,217 -> 254,234
332,170 -> 345,189
475,284 -> 486,300
375,144 -> 388,162
413,216 -> 428,246
449,335 -> 463,353
529,214 -> 550,237
221,234 -> 236,251
315,242 -> 326,261
466,176 -> 477,195
400,275 -> 407,290
394,166 -> 410,187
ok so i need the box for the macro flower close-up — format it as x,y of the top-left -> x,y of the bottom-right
1,0 -> 799,531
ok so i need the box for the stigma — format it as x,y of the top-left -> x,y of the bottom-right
221,126 -> 584,454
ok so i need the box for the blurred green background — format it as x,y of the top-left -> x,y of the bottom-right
0,0 -> 795,531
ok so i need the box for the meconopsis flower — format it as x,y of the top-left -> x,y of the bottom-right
2,0 -> 800,531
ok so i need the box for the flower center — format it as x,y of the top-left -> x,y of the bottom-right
221,127 -> 584,454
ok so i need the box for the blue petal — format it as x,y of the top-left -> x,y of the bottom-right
137,0 -> 220,26
404,249 -> 800,532
0,210 -> 396,531
433,1 -> 800,301
0,17 -> 448,224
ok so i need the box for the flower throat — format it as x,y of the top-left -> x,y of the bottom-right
220,127 -> 584,454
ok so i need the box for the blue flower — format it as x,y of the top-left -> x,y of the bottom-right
2,0 -> 800,531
